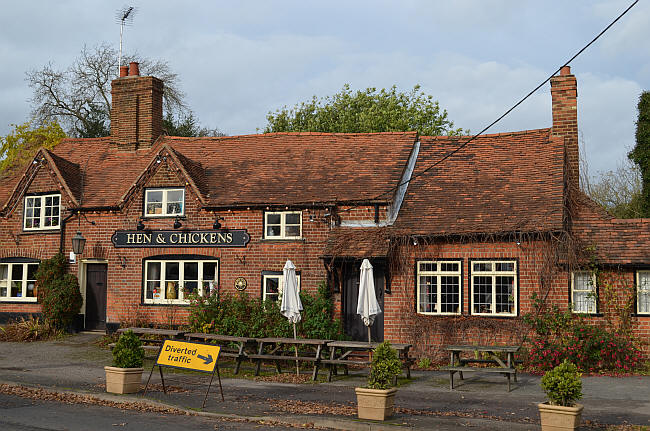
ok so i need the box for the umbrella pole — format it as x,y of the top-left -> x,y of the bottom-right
293,323 -> 299,376
368,326 -> 372,361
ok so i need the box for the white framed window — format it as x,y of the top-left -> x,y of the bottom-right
0,261 -> 39,302
471,261 -> 517,316
636,271 -> 650,315
262,271 -> 301,302
144,188 -> 184,217
24,194 -> 60,230
571,271 -> 597,314
264,211 -> 302,239
417,260 -> 461,315
143,258 -> 217,304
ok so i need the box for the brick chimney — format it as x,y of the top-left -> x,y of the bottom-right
110,62 -> 163,150
551,66 -> 579,188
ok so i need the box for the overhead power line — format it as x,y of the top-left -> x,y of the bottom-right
347,0 -> 639,211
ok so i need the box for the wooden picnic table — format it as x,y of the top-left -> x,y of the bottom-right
323,340 -> 414,382
184,333 -> 256,374
441,345 -> 520,392
249,337 -> 331,381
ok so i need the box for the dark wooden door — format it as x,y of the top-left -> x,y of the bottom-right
342,261 -> 384,342
85,263 -> 107,330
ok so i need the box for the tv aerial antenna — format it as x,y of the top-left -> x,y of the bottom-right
116,6 -> 137,75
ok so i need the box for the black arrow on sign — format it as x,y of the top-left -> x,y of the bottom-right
197,353 -> 213,365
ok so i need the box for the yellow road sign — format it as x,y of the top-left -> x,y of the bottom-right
156,340 -> 221,373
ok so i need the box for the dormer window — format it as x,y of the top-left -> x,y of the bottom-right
144,188 -> 184,217
264,211 -> 302,239
24,194 -> 60,230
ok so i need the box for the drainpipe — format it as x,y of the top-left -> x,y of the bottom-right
59,211 -> 78,253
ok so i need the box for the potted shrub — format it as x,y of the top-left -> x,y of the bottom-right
355,341 -> 402,420
538,359 -> 583,431
105,330 -> 145,394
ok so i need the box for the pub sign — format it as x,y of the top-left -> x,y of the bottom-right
111,229 -> 250,248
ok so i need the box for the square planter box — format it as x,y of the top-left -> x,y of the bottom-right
538,403 -> 583,431
105,366 -> 144,394
355,387 -> 397,421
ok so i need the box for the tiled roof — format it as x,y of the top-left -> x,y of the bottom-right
165,132 -> 416,207
391,129 -> 565,236
322,227 -> 390,258
1,132 -> 417,211
573,192 -> 650,265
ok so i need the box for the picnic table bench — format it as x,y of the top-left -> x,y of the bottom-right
249,337 -> 331,381
440,345 -> 520,392
184,333 -> 256,374
322,340 -> 414,382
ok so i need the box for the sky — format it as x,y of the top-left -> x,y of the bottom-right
0,0 -> 648,177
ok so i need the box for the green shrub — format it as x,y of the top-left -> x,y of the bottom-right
112,330 -> 145,368
541,360 -> 583,406
417,357 -> 432,369
36,253 -> 82,329
186,280 -> 344,340
367,341 -> 402,390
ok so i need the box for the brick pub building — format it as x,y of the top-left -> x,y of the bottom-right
0,63 -> 648,356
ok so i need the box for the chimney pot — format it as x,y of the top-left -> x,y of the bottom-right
119,66 -> 128,77
560,65 -> 571,76
128,62 -> 140,76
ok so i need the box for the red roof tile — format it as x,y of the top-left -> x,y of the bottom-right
391,129 -> 565,236
573,192 -> 650,264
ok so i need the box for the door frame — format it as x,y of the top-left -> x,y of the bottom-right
78,259 -> 108,329
339,258 -> 386,342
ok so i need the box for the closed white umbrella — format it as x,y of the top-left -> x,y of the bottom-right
357,258 -> 382,343
280,260 -> 302,374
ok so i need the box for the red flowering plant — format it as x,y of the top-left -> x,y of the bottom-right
523,293 -> 642,373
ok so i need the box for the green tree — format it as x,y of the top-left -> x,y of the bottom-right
0,121 -> 66,173
628,91 -> 650,216
264,84 -> 465,135
163,112 -> 225,137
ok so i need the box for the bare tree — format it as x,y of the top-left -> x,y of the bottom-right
581,136 -> 643,218
26,44 -> 187,138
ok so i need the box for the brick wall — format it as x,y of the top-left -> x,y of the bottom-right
551,65 -> 579,187
110,75 -> 163,150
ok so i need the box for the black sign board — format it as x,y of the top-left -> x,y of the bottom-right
111,229 -> 250,248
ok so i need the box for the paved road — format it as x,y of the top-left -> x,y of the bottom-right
0,392 -> 308,431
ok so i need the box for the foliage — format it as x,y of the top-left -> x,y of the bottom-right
416,357 -> 432,369
186,281 -> 344,340
35,253 -> 83,329
541,360 -> 583,407
523,293 -> 642,373
163,112 -> 225,137
367,341 -> 402,390
112,330 -> 145,368
0,121 -> 66,173
582,159 -> 643,218
628,91 -> 650,217
264,84 -> 465,136
26,44 -> 216,138
0,316 -> 62,342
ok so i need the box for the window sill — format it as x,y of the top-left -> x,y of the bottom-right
261,238 -> 305,243
21,229 -> 60,235
416,311 -> 462,316
142,215 -> 186,220
0,299 -> 38,304
571,312 -> 603,317
469,313 -> 518,319
140,302 -> 190,307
